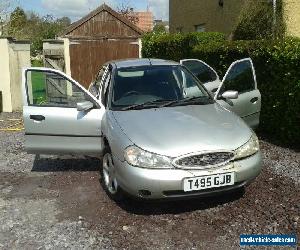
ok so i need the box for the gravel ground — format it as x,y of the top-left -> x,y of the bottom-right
0,112 -> 299,249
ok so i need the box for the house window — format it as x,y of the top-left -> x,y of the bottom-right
195,24 -> 206,32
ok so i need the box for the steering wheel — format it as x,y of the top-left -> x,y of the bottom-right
122,91 -> 142,98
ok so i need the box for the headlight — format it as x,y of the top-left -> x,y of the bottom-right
234,133 -> 259,160
124,146 -> 173,169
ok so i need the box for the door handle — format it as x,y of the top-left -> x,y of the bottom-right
250,97 -> 259,103
30,115 -> 45,121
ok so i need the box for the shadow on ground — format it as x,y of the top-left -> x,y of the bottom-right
113,187 -> 245,215
31,155 -> 101,172
257,131 -> 300,152
30,155 -> 245,215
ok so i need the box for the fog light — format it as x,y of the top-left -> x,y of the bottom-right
138,190 -> 152,197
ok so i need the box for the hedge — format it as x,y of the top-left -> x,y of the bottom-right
142,32 -> 226,62
142,34 -> 300,146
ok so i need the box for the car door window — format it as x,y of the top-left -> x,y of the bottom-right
89,65 -> 109,98
219,60 -> 256,95
26,70 -> 94,108
101,70 -> 111,106
181,60 -> 218,83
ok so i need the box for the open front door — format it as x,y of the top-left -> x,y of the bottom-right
22,67 -> 105,155
215,58 -> 261,129
180,59 -> 221,94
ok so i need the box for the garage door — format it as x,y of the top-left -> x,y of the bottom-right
69,39 -> 139,88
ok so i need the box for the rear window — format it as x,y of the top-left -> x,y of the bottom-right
117,71 -> 144,77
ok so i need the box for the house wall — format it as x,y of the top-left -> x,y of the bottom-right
284,0 -> 300,37
0,39 -> 12,112
170,0 -> 300,38
169,0 -> 246,35
9,42 -> 31,111
0,38 -> 30,112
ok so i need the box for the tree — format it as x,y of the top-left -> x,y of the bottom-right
6,7 -> 71,55
117,2 -> 139,24
25,12 -> 43,53
7,7 -> 27,37
30,15 -> 70,55
153,24 -> 167,34
57,17 -> 71,27
233,0 -> 285,40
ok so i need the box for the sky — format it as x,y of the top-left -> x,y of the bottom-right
12,0 -> 169,21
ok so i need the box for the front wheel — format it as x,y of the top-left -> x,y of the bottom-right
101,151 -> 124,201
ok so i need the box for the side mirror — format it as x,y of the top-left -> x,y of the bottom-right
77,101 -> 94,111
221,90 -> 238,100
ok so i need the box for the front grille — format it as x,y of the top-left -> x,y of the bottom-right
174,152 -> 234,169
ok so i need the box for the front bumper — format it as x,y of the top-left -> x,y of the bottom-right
113,151 -> 262,200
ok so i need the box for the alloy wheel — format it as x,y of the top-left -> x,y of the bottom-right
102,153 -> 118,195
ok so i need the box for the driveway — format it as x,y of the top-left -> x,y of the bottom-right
0,112 -> 299,249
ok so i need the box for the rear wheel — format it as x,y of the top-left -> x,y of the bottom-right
101,150 -> 124,201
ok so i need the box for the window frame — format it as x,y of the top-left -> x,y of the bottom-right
90,64 -> 109,99
180,59 -> 219,84
100,68 -> 112,107
218,61 -> 256,96
25,69 -> 100,109
108,65 -> 214,111
194,23 -> 206,32
215,58 -> 257,100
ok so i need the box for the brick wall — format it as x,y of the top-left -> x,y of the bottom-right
135,12 -> 154,32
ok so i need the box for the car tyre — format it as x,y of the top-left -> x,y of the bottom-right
101,148 -> 125,201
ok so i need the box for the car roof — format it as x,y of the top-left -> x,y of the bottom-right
109,58 -> 179,69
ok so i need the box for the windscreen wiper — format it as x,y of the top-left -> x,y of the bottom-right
121,99 -> 176,111
163,96 -> 213,107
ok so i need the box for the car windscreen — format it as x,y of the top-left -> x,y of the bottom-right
111,65 -> 212,110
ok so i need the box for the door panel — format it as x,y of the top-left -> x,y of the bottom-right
22,67 -> 105,155
216,89 -> 261,129
215,58 -> 261,129
25,135 -> 102,155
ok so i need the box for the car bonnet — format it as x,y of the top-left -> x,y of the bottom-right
112,103 -> 252,158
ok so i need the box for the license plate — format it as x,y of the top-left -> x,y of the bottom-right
183,172 -> 235,192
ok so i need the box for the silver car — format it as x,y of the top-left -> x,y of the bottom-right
22,58 -> 262,200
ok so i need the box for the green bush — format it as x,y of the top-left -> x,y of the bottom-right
31,59 -> 43,67
142,34 -> 300,146
142,32 -> 226,61
233,0 -> 285,40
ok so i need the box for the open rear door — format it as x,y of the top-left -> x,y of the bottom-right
180,59 -> 221,94
215,58 -> 261,129
22,67 -> 105,155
